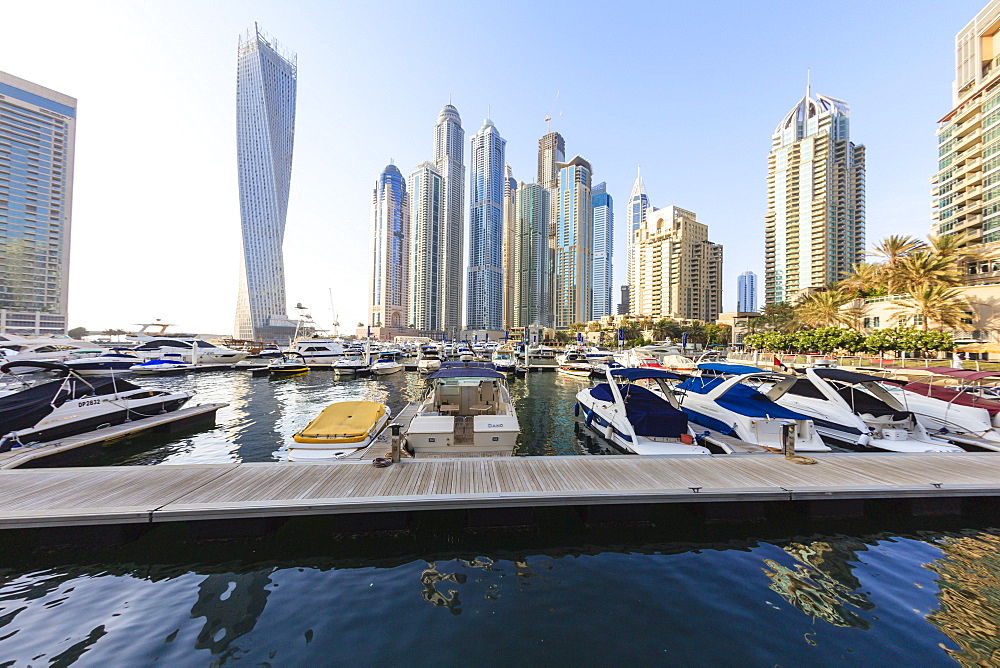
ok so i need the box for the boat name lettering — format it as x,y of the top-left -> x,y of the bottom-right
488,423 -> 504,428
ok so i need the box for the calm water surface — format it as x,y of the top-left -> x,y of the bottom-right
4,370 -> 1000,665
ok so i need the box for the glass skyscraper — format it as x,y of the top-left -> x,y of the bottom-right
737,270 -> 757,313
512,182 -> 550,328
408,161 -> 442,331
234,25 -> 297,342
625,167 -> 650,314
0,71 -> 76,336
370,164 -> 410,329
434,105 -> 465,335
591,182 -> 614,319
765,86 -> 865,304
502,165 -> 517,330
467,119 -> 506,332
554,156 -> 594,328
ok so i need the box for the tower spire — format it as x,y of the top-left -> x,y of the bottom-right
806,68 -> 811,99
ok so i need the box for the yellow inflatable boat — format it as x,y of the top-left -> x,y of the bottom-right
290,400 -> 390,461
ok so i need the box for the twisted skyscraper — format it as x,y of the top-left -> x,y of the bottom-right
234,25 -> 297,341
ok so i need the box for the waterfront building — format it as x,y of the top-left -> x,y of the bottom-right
737,270 -> 758,313
765,86 -> 865,305
592,182 -> 614,319
369,164 -> 410,329
618,286 -> 630,315
930,0 -> 1000,287
512,182 -> 550,328
408,162 -> 442,332
0,71 -> 76,336
539,132 -> 565,327
554,156 -> 594,328
633,206 -> 723,322
434,104 -> 465,335
234,26 -> 298,342
626,167 -> 650,303
467,119 -> 506,332
502,165 -> 517,330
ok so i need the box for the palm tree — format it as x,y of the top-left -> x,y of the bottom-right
796,290 -> 854,327
837,262 -> 884,296
870,234 -> 927,267
890,250 -> 960,292
889,285 -> 970,331
757,302 -> 800,333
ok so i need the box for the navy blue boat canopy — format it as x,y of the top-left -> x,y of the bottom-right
698,363 -> 765,375
427,368 -> 505,379
610,368 -> 681,381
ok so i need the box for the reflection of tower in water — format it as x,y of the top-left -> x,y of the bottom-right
925,532 -> 1000,666
761,539 -> 874,629
190,571 -> 273,657
418,558 -> 536,615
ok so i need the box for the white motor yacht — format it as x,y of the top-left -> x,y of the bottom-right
129,353 -> 193,375
371,352 -> 403,375
576,367 -> 710,455
64,349 -> 142,376
293,339 -> 345,365
490,347 -> 517,373
773,367 -> 963,453
131,338 -> 247,365
404,364 -> 519,457
416,347 -> 443,374
0,334 -> 101,367
0,360 -> 193,450
672,363 -> 830,452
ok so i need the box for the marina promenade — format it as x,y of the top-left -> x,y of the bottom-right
2,451 -> 1000,531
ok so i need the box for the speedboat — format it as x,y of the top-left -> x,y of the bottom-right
404,364 -> 520,457
591,360 -> 625,377
583,346 -> 616,364
491,347 -> 517,373
672,363 -> 830,452
129,353 -> 192,375
371,352 -> 404,375
0,334 -> 102,368
558,361 -> 594,377
253,353 -> 309,378
416,347 -> 443,374
0,360 -> 193,450
575,367 -> 710,455
773,367 -> 963,453
63,349 -> 142,376
332,355 -> 371,377
290,400 -> 390,460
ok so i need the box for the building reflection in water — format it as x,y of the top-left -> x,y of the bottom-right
762,540 -> 875,629
925,532 -> 1000,666
418,557 -> 535,615
189,571 -> 273,659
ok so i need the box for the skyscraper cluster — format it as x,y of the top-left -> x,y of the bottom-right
367,108 -> 614,337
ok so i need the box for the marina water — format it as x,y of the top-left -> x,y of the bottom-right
1,370 -> 999,664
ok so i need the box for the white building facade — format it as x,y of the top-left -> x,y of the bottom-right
433,105 -> 465,335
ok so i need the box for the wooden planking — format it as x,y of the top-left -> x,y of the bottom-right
3,452 -> 1000,528
0,403 -> 227,470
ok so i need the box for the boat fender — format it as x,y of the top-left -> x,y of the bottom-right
605,424 -> 614,441
584,409 -> 595,428
856,434 -> 872,448
574,403 -> 580,417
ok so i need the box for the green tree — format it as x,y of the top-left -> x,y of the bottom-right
890,285 -> 969,331
796,290 -> 855,327
68,326 -> 88,339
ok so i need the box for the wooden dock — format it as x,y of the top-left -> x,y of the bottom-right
2,451 -> 1000,530
0,403 -> 227,470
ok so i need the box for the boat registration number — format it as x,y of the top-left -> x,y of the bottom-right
78,399 -> 102,407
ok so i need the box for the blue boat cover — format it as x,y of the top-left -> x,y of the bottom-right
678,377 -> 807,419
697,363 -> 764,375
609,368 -> 681,381
427,368 -> 505,379
589,384 -> 687,437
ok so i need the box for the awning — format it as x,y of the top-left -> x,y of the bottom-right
956,343 -> 1000,353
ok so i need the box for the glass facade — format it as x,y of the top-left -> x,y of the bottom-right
434,105 -> 465,334
512,183 -> 550,328
467,119 -> 506,332
234,26 -> 297,342
737,270 -> 757,312
591,183 -> 614,319
626,170 -> 649,304
408,163 -> 441,331
370,165 -> 409,328
554,156 -> 593,328
0,72 -> 76,335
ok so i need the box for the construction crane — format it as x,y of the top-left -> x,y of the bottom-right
544,91 -> 561,133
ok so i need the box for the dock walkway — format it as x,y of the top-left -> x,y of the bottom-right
2,452 -> 1000,530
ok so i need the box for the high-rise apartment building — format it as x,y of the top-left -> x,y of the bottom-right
467,119 -> 506,332
765,86 -> 865,304
234,26 -> 298,342
369,164 -> 410,328
554,156 -> 594,328
633,206 -> 723,322
932,1 -> 1000,249
537,132 -> 566,191
502,165 -> 517,329
625,168 -> 650,313
592,182 -> 614,319
408,161 -> 442,332
0,71 -> 76,336
512,182 -> 550,328
737,270 -> 758,313
433,105 -> 465,334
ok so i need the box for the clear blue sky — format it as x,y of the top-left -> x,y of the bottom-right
1,0 -> 988,334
